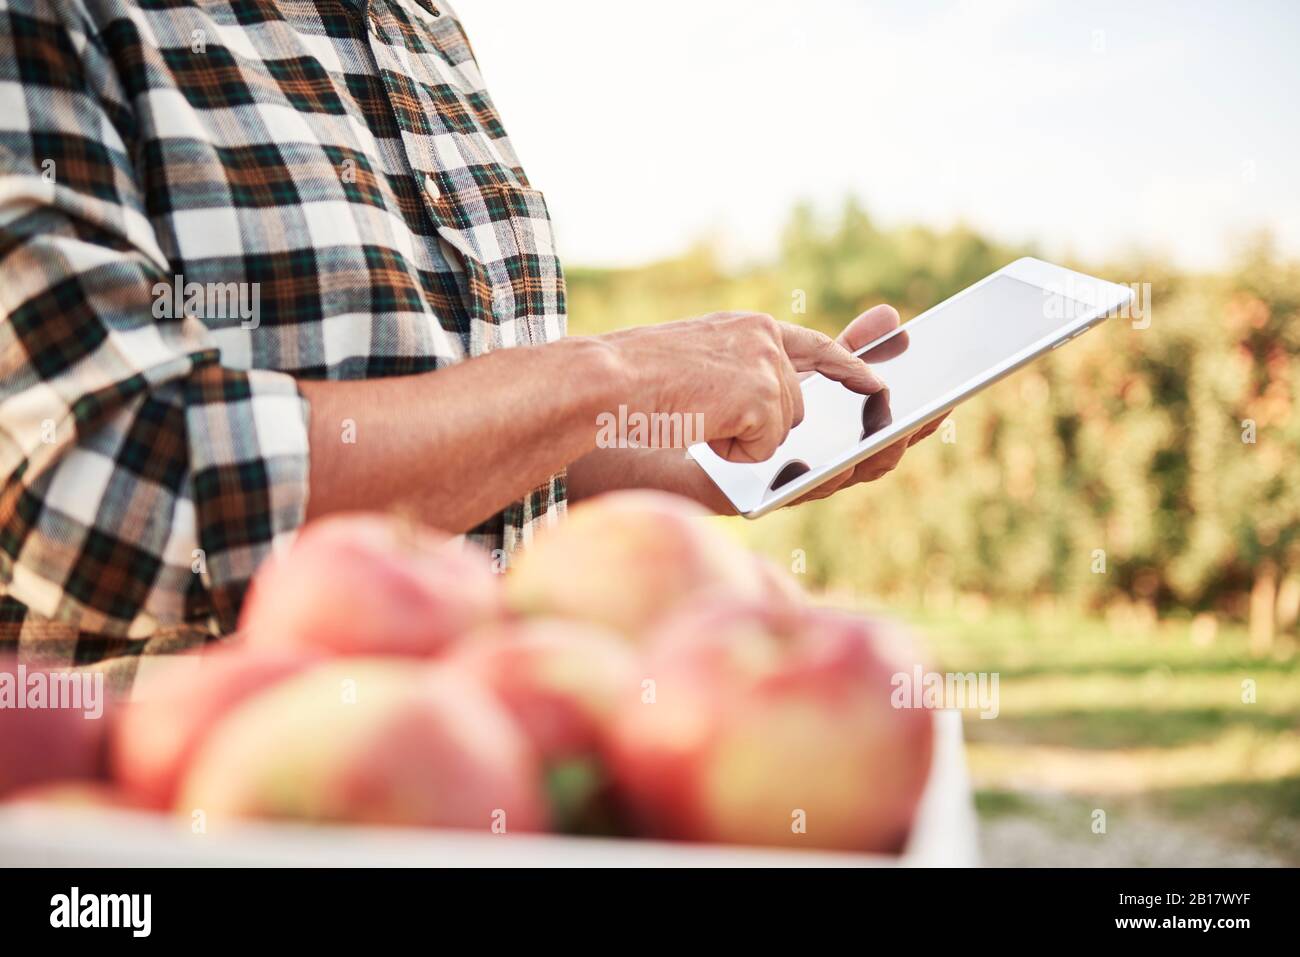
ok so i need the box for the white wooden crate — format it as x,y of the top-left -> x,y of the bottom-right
0,711 -> 977,867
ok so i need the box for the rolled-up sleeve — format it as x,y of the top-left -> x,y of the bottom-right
0,2 -> 310,636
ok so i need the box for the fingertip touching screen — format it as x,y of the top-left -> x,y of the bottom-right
693,273 -> 1108,511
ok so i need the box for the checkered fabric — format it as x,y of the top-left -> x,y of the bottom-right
0,0 -> 567,679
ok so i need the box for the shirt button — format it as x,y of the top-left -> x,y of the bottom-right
424,174 -> 439,199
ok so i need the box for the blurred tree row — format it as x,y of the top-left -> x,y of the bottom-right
565,203 -> 1300,641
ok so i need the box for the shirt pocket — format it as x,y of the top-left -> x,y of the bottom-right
430,179 -> 565,356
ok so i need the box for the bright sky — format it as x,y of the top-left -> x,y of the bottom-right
454,0 -> 1300,271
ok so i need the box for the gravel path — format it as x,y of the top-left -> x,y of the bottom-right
978,800 -> 1292,867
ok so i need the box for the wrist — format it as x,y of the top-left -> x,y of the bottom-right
554,335 -> 631,434
587,328 -> 662,414
635,446 -> 738,517
677,452 -> 738,516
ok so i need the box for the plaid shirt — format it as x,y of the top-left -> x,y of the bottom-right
0,0 -> 566,685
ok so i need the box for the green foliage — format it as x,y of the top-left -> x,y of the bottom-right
566,203 -> 1300,621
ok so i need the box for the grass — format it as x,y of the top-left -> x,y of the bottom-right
897,604 -> 1300,865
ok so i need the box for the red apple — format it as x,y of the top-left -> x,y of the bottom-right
506,490 -> 764,638
177,660 -> 546,833
750,554 -> 807,604
455,619 -> 638,760
0,659 -> 112,798
240,512 -> 504,657
454,620 -> 641,834
607,600 -> 934,853
110,648 -> 317,809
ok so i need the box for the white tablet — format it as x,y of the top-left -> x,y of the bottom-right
690,257 -> 1134,518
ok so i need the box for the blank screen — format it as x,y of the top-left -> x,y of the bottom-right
855,274 -> 1086,437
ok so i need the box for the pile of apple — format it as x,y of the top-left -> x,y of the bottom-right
1,491 -> 934,854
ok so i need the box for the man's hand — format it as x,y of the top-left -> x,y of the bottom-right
569,303 -> 945,514
602,311 -> 884,463
787,304 -> 947,505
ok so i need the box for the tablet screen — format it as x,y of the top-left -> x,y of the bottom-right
851,274 -> 1088,444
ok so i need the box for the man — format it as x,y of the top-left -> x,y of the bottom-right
0,0 -> 935,679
